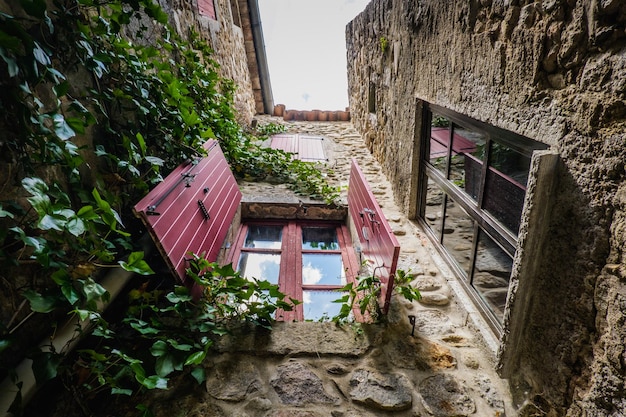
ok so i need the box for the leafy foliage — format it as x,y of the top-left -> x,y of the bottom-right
331,268 -> 421,324
69,257 -> 292,402
0,0 -> 338,412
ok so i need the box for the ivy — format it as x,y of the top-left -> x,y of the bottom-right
0,0 -> 339,413
331,268 -> 422,324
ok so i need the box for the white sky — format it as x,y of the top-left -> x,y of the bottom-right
258,0 -> 371,111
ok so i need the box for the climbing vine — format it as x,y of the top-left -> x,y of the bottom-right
0,0 -> 334,413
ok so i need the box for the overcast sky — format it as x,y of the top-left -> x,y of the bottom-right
258,0 -> 371,111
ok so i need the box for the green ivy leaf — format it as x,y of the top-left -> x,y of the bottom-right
0,204 -> 14,218
111,387 -> 133,396
0,338 -> 12,354
184,351 -> 205,366
22,177 -> 50,215
61,284 -> 80,305
145,156 -> 164,166
31,351 -> 61,385
190,367 -> 205,385
130,320 -> 159,335
81,278 -> 108,304
150,340 -> 168,357
23,289 -> 59,313
0,47 -> 18,77
155,354 -> 175,377
136,404 -> 154,417
38,214 -> 64,231
119,251 -> 155,275
52,113 -> 76,140
92,188 -> 125,230
65,216 -> 86,236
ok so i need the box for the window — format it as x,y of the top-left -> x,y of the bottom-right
198,0 -> 217,20
229,0 -> 241,27
419,104 -> 547,331
228,221 -> 360,321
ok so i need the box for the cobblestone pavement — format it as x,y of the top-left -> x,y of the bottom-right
252,116 -> 516,416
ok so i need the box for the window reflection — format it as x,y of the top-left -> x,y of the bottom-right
429,114 -> 450,174
450,127 -> 486,201
303,290 -> 344,321
471,230 -> 512,322
302,227 -> 339,250
302,254 -> 345,285
425,176 -> 444,238
483,142 -> 531,233
441,197 -> 474,275
237,253 -> 280,284
244,225 -> 283,249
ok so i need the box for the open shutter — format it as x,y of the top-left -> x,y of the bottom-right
198,0 -> 217,19
348,159 -> 400,314
270,134 -> 327,162
134,141 -> 241,296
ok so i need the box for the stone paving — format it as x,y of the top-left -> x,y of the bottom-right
216,116 -> 517,416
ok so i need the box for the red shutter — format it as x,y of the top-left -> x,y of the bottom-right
270,134 -> 326,162
134,141 -> 241,296
348,159 -> 400,314
198,0 -> 217,19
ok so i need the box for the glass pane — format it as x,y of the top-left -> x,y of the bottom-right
302,290 -> 344,321
244,225 -> 283,249
483,142 -> 532,234
441,196 -> 474,276
429,114 -> 450,174
450,126 -> 486,201
302,254 -> 345,285
302,227 -> 339,250
237,252 -> 280,284
472,230 -> 513,322
424,177 -> 444,238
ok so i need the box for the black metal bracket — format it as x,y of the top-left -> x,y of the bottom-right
408,315 -> 416,336
183,172 -> 197,187
198,200 -> 210,220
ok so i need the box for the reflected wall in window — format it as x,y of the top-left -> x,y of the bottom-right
483,142 -> 532,234
451,127 -> 486,201
244,225 -> 283,249
425,176 -> 444,237
441,197 -> 474,275
302,227 -> 339,250
471,230 -> 512,320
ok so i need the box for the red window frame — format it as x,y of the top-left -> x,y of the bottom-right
227,220 -> 361,321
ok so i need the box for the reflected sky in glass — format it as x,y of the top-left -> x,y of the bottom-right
238,253 -> 280,284
303,290 -> 344,320
302,254 -> 345,285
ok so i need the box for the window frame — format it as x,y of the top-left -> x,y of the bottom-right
417,103 -> 548,332
227,220 -> 360,321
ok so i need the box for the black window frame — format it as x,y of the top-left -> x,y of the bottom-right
417,103 -> 548,332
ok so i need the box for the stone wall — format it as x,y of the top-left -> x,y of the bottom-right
346,0 -> 626,415
159,0 -> 257,123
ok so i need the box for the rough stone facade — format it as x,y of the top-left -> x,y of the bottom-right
158,0 -> 258,123
346,0 -> 626,416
